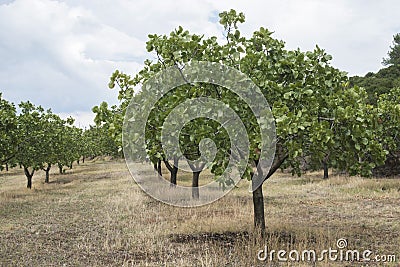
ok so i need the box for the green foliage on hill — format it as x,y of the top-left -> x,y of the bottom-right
382,33 -> 400,66
350,33 -> 400,104
349,64 -> 400,104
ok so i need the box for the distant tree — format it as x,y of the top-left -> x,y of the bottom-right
382,33 -> 400,66
81,126 -> 120,160
92,101 -> 123,150
56,122 -> 81,174
375,87 -> 400,175
81,127 -> 98,161
0,93 -> 17,170
41,112 -> 72,183
349,34 -> 400,176
3,97 -> 85,187
349,65 -> 400,104
15,102 -> 48,188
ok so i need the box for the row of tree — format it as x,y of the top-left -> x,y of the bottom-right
0,95 -> 120,188
93,10 -> 400,236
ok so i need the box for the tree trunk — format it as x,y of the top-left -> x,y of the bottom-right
171,168 -> 178,186
24,167 -> 34,189
192,171 -> 200,199
58,163 -> 63,174
77,159 -> 80,165
323,161 -> 329,179
188,162 -> 204,200
5,163 -> 8,172
163,156 -> 179,187
251,152 -> 289,238
43,164 -> 51,183
253,185 -> 266,238
82,156 -> 85,163
27,176 -> 32,189
157,159 -> 162,177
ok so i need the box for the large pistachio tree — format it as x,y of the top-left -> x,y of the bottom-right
95,10 -> 386,235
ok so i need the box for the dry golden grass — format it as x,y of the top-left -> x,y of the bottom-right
0,160 -> 399,266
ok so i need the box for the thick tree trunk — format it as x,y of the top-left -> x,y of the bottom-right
192,171 -> 200,199
253,185 -> 266,238
251,152 -> 289,237
77,159 -> 80,165
82,156 -> 85,163
24,167 -> 34,189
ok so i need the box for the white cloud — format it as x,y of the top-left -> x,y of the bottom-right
0,0 -> 399,125
58,111 -> 96,129
209,0 -> 400,74
0,0 -> 144,113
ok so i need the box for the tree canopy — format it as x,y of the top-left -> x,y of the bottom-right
0,93 -> 17,168
349,64 -> 400,104
94,9 -> 391,235
0,93 -> 120,188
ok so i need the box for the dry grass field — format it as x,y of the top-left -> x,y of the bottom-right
0,159 -> 399,266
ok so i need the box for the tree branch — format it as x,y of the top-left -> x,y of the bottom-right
263,153 -> 289,182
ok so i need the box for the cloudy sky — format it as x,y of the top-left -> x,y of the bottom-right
0,0 -> 399,127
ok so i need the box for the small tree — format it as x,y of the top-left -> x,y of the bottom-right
41,111 -> 69,183
81,125 -> 120,159
56,121 -> 81,174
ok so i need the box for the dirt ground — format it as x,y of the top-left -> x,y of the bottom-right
0,159 -> 399,266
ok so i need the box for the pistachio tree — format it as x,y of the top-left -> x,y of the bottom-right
375,87 -> 400,174
81,125 -> 120,160
92,101 -> 124,149
98,9 -> 387,235
41,112 -> 74,182
15,101 -> 48,188
56,122 -> 82,174
0,93 -> 17,170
